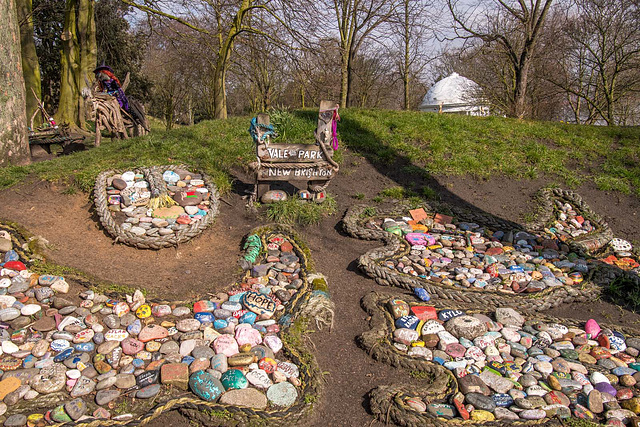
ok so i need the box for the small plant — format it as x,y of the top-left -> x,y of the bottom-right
264,195 -> 337,226
360,206 -> 377,218
372,196 -> 383,203
409,370 -> 435,381
380,186 -> 406,199
352,193 -> 365,200
421,186 -> 438,200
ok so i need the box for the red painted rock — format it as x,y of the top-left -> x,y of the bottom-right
411,306 -> 437,321
138,325 -> 169,343
3,261 -> 26,271
160,363 -> 189,390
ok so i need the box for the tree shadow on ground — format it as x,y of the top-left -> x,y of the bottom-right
292,109 -> 523,230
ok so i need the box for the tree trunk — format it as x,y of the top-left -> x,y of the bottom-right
213,59 -> 228,120
56,0 -> 95,129
16,0 -> 41,128
56,0 -> 80,127
339,48 -> 349,108
402,0 -> 410,110
0,0 -> 31,166
77,0 -> 96,128
511,62 -> 530,119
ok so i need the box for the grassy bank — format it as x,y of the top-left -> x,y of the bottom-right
1,109 -> 639,197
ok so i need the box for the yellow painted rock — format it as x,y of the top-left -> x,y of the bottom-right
470,410 -> 495,421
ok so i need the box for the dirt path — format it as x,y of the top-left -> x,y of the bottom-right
0,149 -> 638,426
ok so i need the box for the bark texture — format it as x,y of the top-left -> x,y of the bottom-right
0,0 -> 31,166
16,0 -> 41,128
55,0 -> 96,128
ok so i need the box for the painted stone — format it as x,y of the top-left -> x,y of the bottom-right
241,292 -> 277,317
189,370 -> 224,402
220,369 -> 249,390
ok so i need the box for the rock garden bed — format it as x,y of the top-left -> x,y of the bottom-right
361,291 -> 640,426
94,165 -> 220,249
0,222 -> 330,426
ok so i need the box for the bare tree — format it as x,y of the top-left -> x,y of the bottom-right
122,0 -> 297,120
0,0 -> 31,165
447,0 -> 553,118
389,0 -> 435,110
549,0 -> 640,125
318,0 -> 396,107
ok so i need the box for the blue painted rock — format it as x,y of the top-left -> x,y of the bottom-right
395,315 -> 420,330
220,369 -> 248,390
195,312 -> 214,323
413,287 -> 430,301
189,370 -> 225,401
438,309 -> 464,322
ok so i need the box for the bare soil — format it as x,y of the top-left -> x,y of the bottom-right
0,148 -> 639,426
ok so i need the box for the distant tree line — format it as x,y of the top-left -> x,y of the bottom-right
3,0 -> 640,143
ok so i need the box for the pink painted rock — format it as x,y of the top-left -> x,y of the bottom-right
214,334 -> 239,357
151,305 -> 172,317
235,327 -> 262,348
263,335 -> 283,354
138,325 -> 169,343
585,319 -> 601,338
121,338 -> 144,355
445,343 -> 466,358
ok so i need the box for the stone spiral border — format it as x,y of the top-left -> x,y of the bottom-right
94,165 -> 220,250
527,188 -> 614,255
342,204 -> 600,312
361,291 -> 640,427
2,222 -> 324,426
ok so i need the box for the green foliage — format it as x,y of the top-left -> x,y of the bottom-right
352,193 -> 365,200
360,207 -> 377,218
380,186 -> 408,199
409,370 -> 435,381
604,276 -> 640,311
264,195 -> 337,226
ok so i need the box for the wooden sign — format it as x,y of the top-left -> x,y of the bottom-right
257,144 -> 328,162
252,101 -> 339,198
258,164 -> 335,181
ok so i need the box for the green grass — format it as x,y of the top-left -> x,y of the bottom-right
264,195 -> 338,226
3,109 -> 640,201
336,109 -> 640,197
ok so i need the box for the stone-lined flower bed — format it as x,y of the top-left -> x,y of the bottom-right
94,165 -> 220,249
361,292 -> 640,426
0,224 -> 327,426
366,211 -> 589,295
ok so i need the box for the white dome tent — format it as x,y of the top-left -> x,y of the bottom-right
419,73 -> 489,116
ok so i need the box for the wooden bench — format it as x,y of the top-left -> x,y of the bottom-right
251,101 -> 340,200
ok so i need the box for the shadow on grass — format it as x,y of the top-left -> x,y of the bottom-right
292,109 -> 523,230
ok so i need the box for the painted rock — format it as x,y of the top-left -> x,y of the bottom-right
220,369 -> 248,390
138,324 -> 169,342
242,292 -> 276,317
246,369 -> 273,389
261,190 -> 287,204
387,298 -> 410,319
266,381 -> 298,407
104,329 -> 128,342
